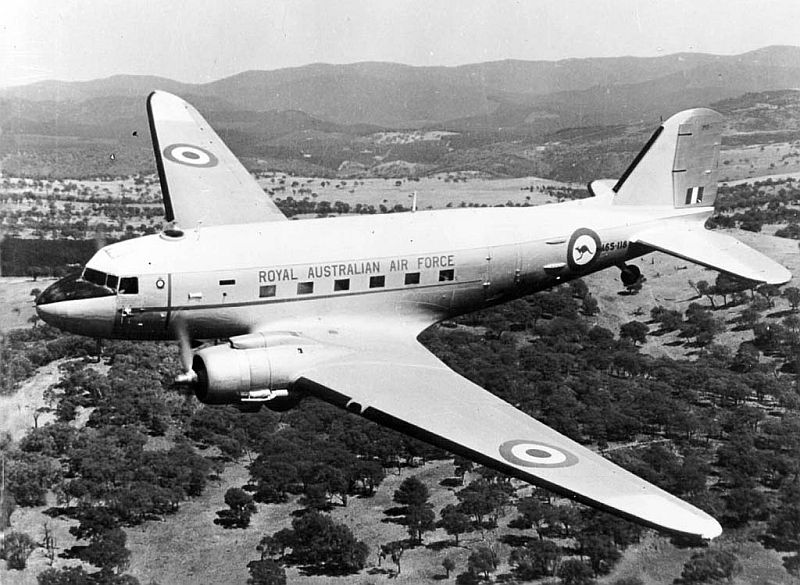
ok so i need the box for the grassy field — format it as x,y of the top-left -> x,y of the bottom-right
260,173 -> 574,214
718,142 -> 800,182
0,277 -> 51,332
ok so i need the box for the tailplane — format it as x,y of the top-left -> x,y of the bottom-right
631,226 -> 791,285
604,108 -> 791,285
612,109 -> 723,208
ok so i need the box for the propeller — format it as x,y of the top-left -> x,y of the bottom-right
172,314 -> 198,385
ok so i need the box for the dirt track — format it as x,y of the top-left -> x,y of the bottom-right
0,360 -> 59,442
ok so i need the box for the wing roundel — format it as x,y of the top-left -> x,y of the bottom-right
147,91 -> 287,228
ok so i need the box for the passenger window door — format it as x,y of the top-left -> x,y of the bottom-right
114,275 -> 170,339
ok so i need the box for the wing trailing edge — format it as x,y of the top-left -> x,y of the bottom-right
633,226 -> 792,285
293,339 -> 722,540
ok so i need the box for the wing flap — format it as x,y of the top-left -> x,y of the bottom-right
296,342 -> 721,539
147,91 -> 286,227
634,226 -> 791,285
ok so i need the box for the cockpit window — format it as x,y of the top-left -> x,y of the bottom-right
84,268 -> 107,287
36,272 -> 115,305
119,277 -> 139,295
82,268 -> 126,291
37,267 -> 136,306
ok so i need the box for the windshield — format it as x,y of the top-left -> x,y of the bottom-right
36,267 -> 139,305
36,271 -> 116,305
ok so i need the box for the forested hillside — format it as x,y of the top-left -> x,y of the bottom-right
2,259 -> 800,583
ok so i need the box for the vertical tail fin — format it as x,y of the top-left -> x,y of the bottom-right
612,109 -> 723,208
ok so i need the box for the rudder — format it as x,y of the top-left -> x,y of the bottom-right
612,109 -> 723,208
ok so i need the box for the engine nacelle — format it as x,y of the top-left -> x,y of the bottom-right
191,332 -> 338,410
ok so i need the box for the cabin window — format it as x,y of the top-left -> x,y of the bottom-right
219,279 -> 236,286
369,275 -> 385,288
404,272 -> 420,285
119,277 -> 139,295
297,281 -> 314,295
439,269 -> 455,282
334,279 -> 350,292
259,285 -> 276,298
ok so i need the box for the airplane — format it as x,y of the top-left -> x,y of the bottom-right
36,91 -> 792,541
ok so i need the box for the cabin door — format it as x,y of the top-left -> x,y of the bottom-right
113,274 -> 170,339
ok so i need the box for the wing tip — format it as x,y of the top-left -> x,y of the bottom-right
701,518 -> 724,540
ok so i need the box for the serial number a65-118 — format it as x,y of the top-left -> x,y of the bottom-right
600,240 -> 628,252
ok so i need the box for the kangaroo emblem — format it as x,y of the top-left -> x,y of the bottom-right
574,244 -> 593,261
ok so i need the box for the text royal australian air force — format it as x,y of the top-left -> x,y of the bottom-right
258,255 -> 456,283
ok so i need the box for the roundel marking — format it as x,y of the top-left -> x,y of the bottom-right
567,228 -> 601,271
499,440 -> 579,468
162,143 -> 218,168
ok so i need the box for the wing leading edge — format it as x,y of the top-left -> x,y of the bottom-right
147,91 -> 287,227
295,339 -> 722,540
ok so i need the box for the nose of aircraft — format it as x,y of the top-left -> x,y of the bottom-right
36,276 -> 117,338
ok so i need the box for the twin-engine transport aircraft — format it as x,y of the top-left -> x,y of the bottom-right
37,91 -> 792,540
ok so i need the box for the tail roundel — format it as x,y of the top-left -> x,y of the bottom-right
612,109 -> 723,208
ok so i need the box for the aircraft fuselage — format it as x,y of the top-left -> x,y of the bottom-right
37,193 -> 711,342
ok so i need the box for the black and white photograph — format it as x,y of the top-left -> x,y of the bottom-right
2,1 -> 800,583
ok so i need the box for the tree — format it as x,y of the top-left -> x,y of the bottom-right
274,511 -> 368,574
456,479 -> 510,527
784,287 -> 800,311
784,554 -> 800,577
680,549 -> 742,584
76,527 -> 130,575
2,531 -> 36,570
442,556 -> 456,578
453,456 -> 474,483
42,522 -> 57,566
380,542 -> 404,575
513,495 -> 543,529
37,566 -> 93,585
246,559 -> 286,585
406,503 -> 436,545
439,504 -> 472,545
723,486 -> 766,526
582,294 -> 599,316
219,487 -> 256,528
766,482 -> 800,551
70,506 -> 119,541
651,306 -> 683,332
558,559 -> 595,585
619,321 -> 648,345
393,475 -> 429,509
7,451 -> 62,506
714,273 -> 751,307
467,545 -> 497,580
695,280 -> 716,308
455,570 -> 480,585
509,539 -> 560,580
577,532 -> 621,576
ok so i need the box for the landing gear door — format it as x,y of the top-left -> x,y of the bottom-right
114,274 -> 170,339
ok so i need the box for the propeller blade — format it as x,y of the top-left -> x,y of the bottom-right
172,315 -> 197,385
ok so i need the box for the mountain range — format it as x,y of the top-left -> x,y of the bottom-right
3,46 -> 800,179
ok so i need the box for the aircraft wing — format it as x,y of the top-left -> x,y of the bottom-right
147,91 -> 287,227
632,226 -> 791,285
294,335 -> 722,539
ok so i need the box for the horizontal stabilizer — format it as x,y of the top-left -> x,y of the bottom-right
633,227 -> 791,285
